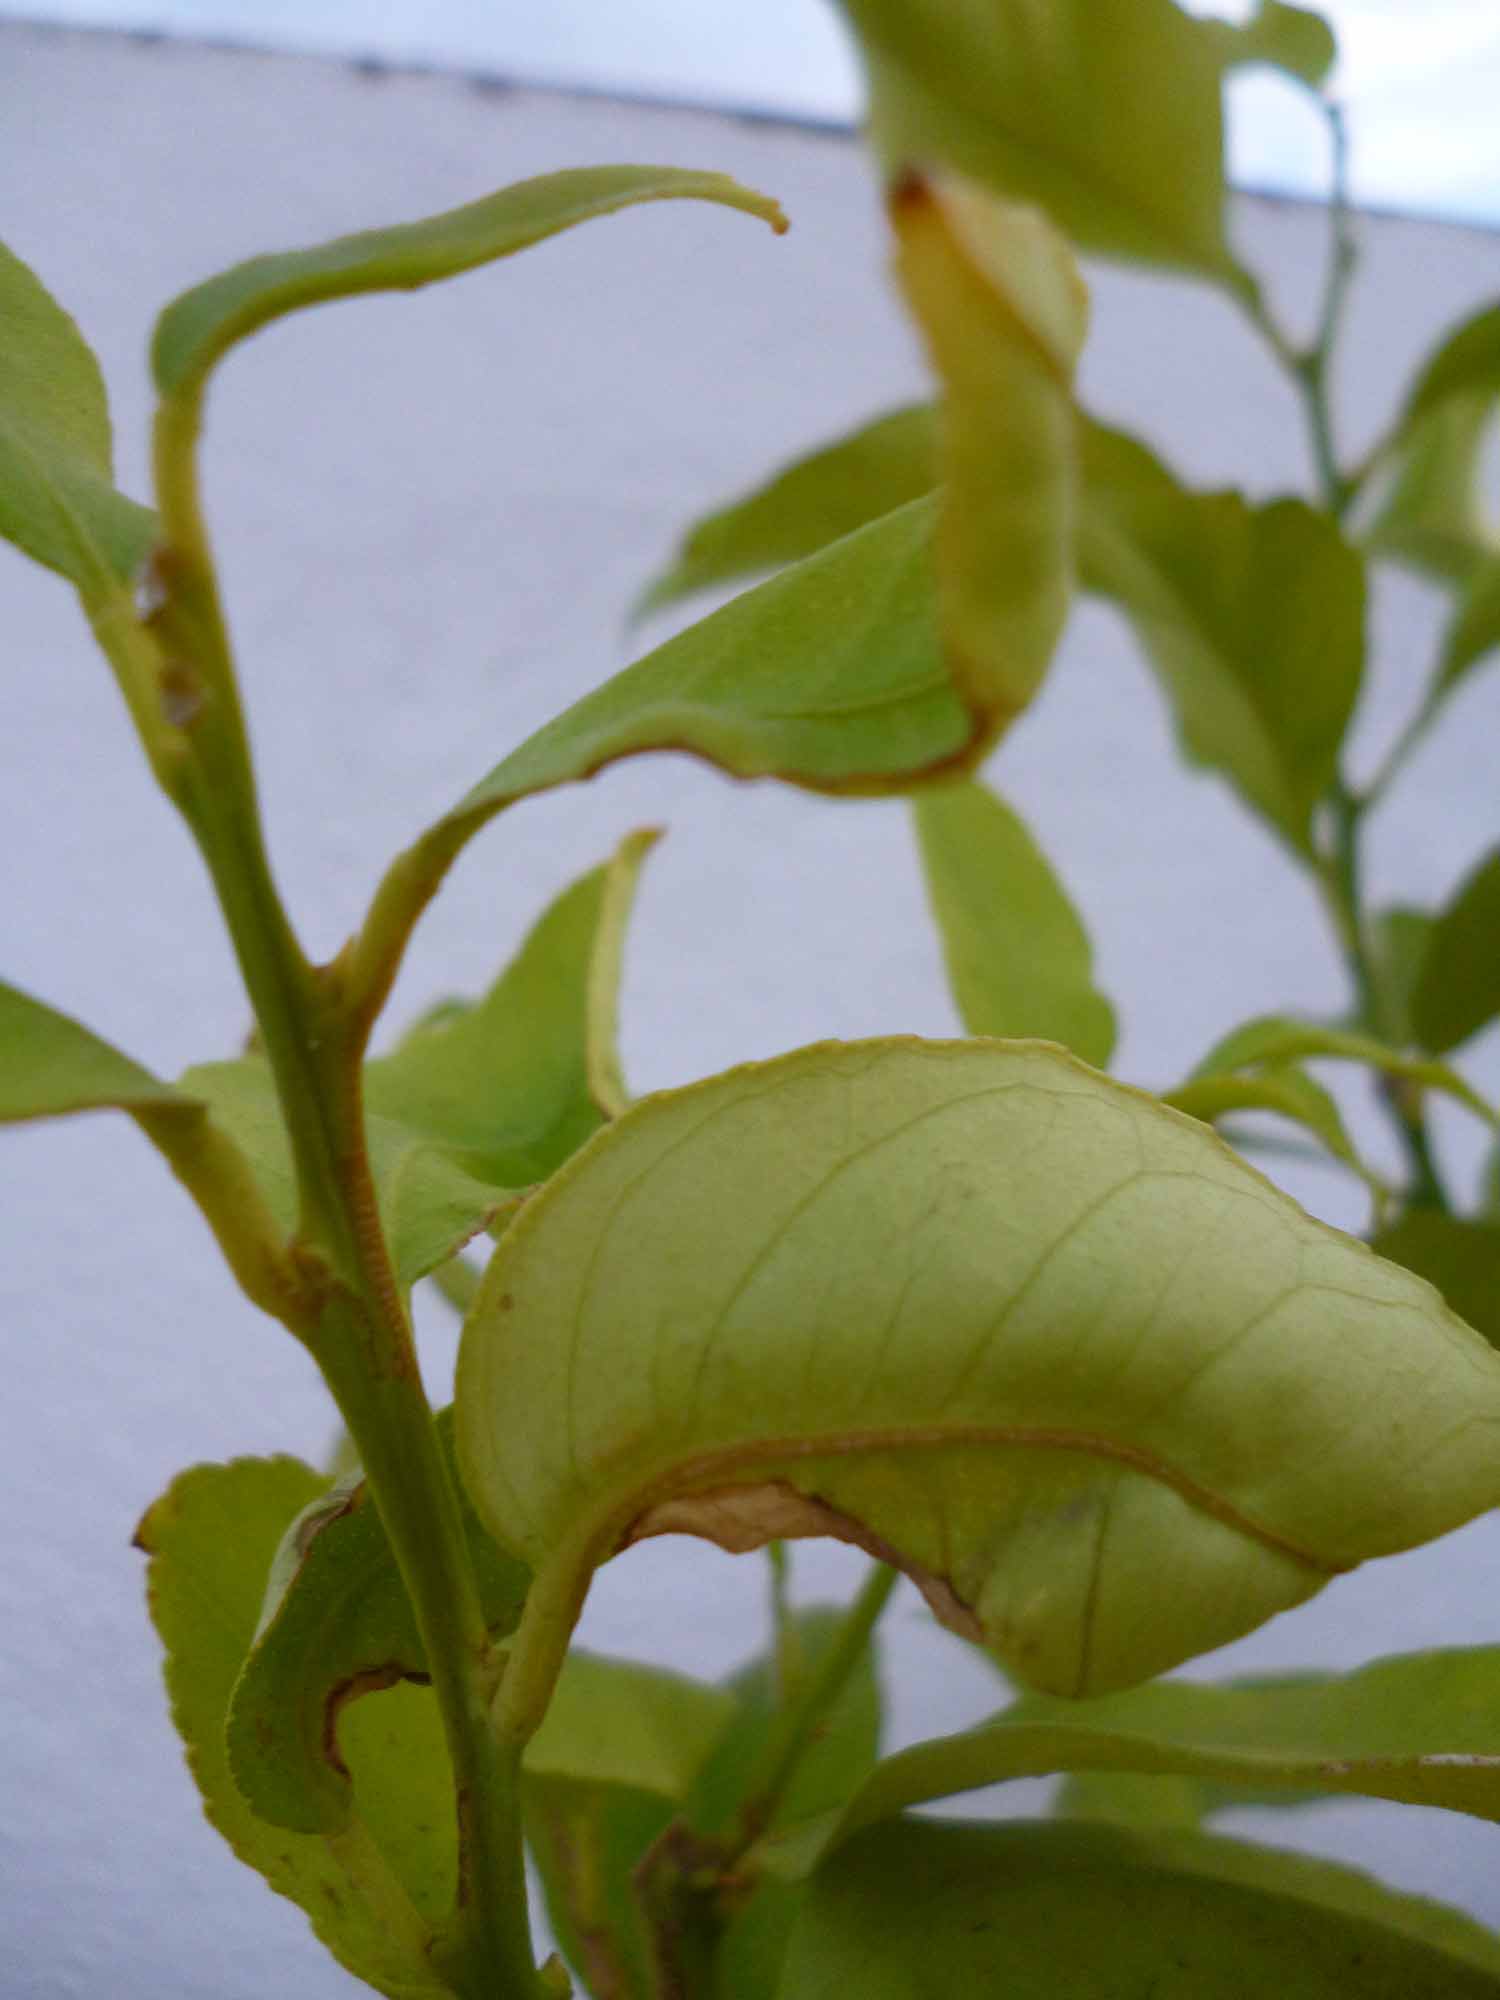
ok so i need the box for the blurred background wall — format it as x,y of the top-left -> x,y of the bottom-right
2,18 -> 1499,1995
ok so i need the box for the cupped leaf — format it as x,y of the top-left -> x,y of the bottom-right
228,1411 -> 529,1835
834,0 -> 1241,286
367,827 -> 658,1179
771,1646 -> 1500,1868
1372,1214 -> 1500,1351
445,177 -> 1085,837
1411,845 -> 1500,1055
135,1457 -> 450,1998
457,1039 -> 1500,1703
1210,0 -> 1338,89
638,404 -> 938,619
183,1056 -> 510,1286
152,166 -> 787,401
0,238 -> 155,595
912,780 -> 1116,1065
1079,419 -> 1365,851
775,1817 -> 1500,1997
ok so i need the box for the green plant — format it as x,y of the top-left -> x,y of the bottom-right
7,2 -> 1500,1994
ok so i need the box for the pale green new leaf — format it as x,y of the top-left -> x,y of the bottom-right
1411,845 -> 1500,1054
366,827 -> 658,1181
1372,1214 -> 1500,1351
912,780 -> 1115,1065
834,0 -> 1242,285
151,166 -> 787,401
637,404 -> 938,619
0,238 -> 155,595
183,1056 -> 510,1286
1163,1065 -> 1379,1196
1210,0 -> 1338,89
775,1818 -> 1500,1997
526,1651 -> 736,1800
458,1039 -> 1500,1702
770,1646 -> 1500,1867
1079,419 -> 1365,851
135,1457 -> 451,1998
227,1411 -> 529,1835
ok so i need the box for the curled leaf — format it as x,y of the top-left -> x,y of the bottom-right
457,1040 -> 1500,1703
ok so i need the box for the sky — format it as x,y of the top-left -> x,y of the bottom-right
7,0 -> 1500,226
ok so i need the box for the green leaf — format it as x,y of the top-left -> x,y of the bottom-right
690,1608 -> 884,1839
775,1818 -> 1500,1997
152,166 -> 787,401
1079,419 -> 1365,851
0,977 -> 194,1123
1439,557 -> 1500,694
638,404 -> 939,618
367,827 -> 658,1182
776,1647 -> 1500,1866
1210,0 -> 1338,89
183,1056 -> 510,1286
1411,845 -> 1500,1055
1372,1214 -> 1500,1351
912,780 -> 1116,1065
0,238 -> 155,595
1163,1064 -> 1379,1196
447,178 -> 1085,837
227,1410 -> 529,1835
833,0 -> 1241,285
1370,906 -> 1437,1048
135,1457 -> 451,1998
1401,300 -> 1500,434
457,1039 -> 1500,1703
1193,1014 -> 1500,1129
524,1781 -> 673,2000
526,1651 -> 737,1801
1363,392 -> 1498,586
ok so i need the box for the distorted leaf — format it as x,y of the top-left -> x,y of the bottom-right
367,827 -> 658,1183
638,404 -> 938,618
1211,0 -> 1338,89
457,1039 -> 1500,1704
1079,419 -> 1365,850
152,167 -> 786,401
184,1057 -> 509,1285
135,1457 -> 450,1998
774,1646 -> 1500,1866
1411,845 -> 1500,1054
228,1410 -> 528,1835
912,780 -> 1115,1065
1372,1214 -> 1500,1350
0,238 -> 155,595
834,0 -> 1242,285
775,1818 -> 1500,1997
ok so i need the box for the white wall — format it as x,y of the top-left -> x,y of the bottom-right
3,21 -> 1500,1996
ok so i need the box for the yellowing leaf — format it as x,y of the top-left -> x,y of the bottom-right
457,1040 -> 1500,1704
834,0 -> 1241,285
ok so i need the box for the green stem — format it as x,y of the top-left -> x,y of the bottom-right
148,385 -> 540,1993
729,1561 -> 898,1856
